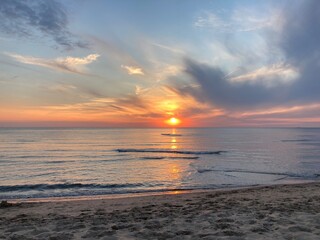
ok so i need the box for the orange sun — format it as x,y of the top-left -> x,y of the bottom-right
166,117 -> 181,126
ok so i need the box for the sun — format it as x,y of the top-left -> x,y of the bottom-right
166,117 -> 181,126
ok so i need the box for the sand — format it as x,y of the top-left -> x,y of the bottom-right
1,182 -> 320,239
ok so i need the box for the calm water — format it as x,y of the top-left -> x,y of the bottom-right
1,128 -> 320,200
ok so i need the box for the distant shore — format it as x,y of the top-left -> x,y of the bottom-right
1,182 -> 320,239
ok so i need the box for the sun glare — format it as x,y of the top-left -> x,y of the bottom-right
166,117 -> 181,126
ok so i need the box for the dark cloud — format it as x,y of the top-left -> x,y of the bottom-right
0,0 -> 87,50
280,0 -> 320,102
173,58 -> 286,110
281,1 -> 320,61
174,0 -> 320,111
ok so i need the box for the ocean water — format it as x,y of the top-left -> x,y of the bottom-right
0,128 -> 320,200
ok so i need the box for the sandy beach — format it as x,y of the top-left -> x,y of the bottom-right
1,182 -> 320,239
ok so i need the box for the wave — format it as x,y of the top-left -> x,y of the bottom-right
196,168 -> 319,179
0,187 -> 202,200
8,155 -> 54,159
161,133 -> 182,136
141,156 -> 199,160
0,183 -> 146,192
282,139 -> 312,142
197,169 -> 288,175
44,149 -> 72,152
42,160 -> 73,164
197,169 -> 215,173
141,156 -> 166,160
169,156 -> 199,159
15,139 -> 36,143
0,160 -> 18,163
115,148 -> 226,155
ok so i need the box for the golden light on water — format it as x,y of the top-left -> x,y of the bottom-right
171,145 -> 177,149
171,137 -> 177,149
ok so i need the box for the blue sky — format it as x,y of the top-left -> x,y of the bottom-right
0,0 -> 319,127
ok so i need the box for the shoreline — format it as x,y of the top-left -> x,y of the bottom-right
5,178 -> 316,203
1,182 -> 320,239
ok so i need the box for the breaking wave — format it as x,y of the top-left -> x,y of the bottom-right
0,183 -> 146,192
196,168 -> 320,179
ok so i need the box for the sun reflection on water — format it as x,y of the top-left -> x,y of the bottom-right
167,163 -> 181,180
171,137 -> 177,149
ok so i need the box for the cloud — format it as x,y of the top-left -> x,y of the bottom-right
90,36 -> 137,65
151,42 -> 185,55
6,53 -> 99,75
172,0 -> 320,113
42,95 -> 150,117
114,95 -> 147,110
194,8 -> 281,32
239,103 -> 320,119
229,63 -> 299,87
279,0 -> 320,103
173,58 -> 283,110
121,65 -> 144,75
195,12 -> 229,29
135,85 -> 151,96
0,0 -> 87,49
48,84 -> 76,93
37,89 -> 217,126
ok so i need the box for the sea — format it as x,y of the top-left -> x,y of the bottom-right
1,128 -> 320,200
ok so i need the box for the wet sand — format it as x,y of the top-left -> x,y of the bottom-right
1,182 -> 320,239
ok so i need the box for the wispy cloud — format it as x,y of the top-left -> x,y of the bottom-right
239,104 -> 320,118
90,36 -> 137,65
195,8 -> 282,32
39,95 -> 150,119
135,85 -> 150,95
6,53 -> 100,75
229,64 -> 299,87
151,42 -> 185,55
47,84 -> 77,93
195,12 -> 228,29
121,65 -> 144,75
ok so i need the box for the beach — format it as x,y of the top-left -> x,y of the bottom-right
1,182 -> 320,239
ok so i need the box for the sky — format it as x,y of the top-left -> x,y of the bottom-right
0,0 -> 319,127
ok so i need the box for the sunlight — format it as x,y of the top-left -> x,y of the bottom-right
171,137 -> 177,149
160,101 -> 179,112
166,117 -> 181,126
